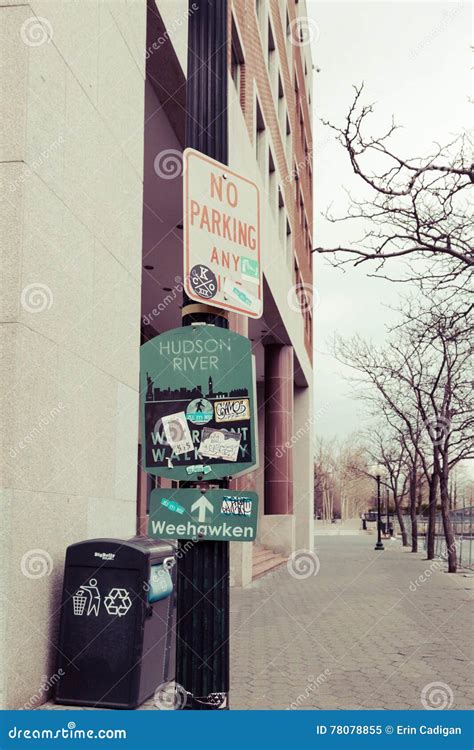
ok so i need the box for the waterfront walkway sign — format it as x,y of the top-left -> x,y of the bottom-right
149,488 -> 259,542
183,148 -> 262,319
140,325 -> 257,480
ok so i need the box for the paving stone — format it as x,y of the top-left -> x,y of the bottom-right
230,535 -> 473,710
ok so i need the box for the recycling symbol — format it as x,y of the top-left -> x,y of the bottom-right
104,588 -> 133,617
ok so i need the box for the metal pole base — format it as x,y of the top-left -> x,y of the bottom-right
375,542 -> 385,550
181,692 -> 229,710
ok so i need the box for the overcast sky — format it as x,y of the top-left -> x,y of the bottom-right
306,0 -> 472,442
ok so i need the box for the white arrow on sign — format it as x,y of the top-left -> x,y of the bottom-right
190,495 -> 214,523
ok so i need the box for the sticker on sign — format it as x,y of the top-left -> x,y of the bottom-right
183,148 -> 262,318
198,427 -> 241,462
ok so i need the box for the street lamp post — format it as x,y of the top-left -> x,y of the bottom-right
386,485 -> 390,537
372,465 -> 385,551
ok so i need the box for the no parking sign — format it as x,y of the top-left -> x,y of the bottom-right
183,148 -> 262,318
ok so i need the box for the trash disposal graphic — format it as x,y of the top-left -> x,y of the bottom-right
72,579 -> 100,616
73,590 -> 87,616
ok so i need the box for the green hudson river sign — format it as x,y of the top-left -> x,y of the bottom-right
140,325 -> 257,480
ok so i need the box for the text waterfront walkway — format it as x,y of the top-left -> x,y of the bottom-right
230,533 -> 473,709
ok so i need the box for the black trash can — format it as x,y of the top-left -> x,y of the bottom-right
55,536 -> 176,709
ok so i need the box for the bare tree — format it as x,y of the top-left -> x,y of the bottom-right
317,84 -> 473,289
314,437 -> 372,521
393,298 -> 473,570
333,294 -> 473,571
314,438 -> 337,521
367,427 -> 410,546
337,439 -> 373,520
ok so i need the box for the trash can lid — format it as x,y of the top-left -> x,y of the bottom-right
64,537 -> 176,567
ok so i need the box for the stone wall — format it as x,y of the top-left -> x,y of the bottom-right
0,0 -> 147,708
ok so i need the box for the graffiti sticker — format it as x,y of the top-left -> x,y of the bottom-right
221,496 -> 253,517
214,398 -> 250,423
198,427 -> 241,462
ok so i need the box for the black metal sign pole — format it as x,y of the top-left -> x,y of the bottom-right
177,0 -> 230,710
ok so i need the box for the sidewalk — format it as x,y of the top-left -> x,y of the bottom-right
230,533 -> 474,710
314,518 -> 362,535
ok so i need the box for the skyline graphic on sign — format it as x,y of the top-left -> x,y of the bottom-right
145,374 -> 249,403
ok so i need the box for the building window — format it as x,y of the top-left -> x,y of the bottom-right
277,73 -> 285,128
304,135 -> 311,177
231,17 -> 245,113
286,219 -> 292,272
294,261 -> 310,327
278,187 -> 287,258
305,308 -> 312,345
255,97 -> 266,176
278,186 -> 285,242
268,148 -> 276,213
294,162 -> 299,201
255,0 -> 267,48
267,19 -> 277,97
285,9 -> 292,61
286,113 -> 292,166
